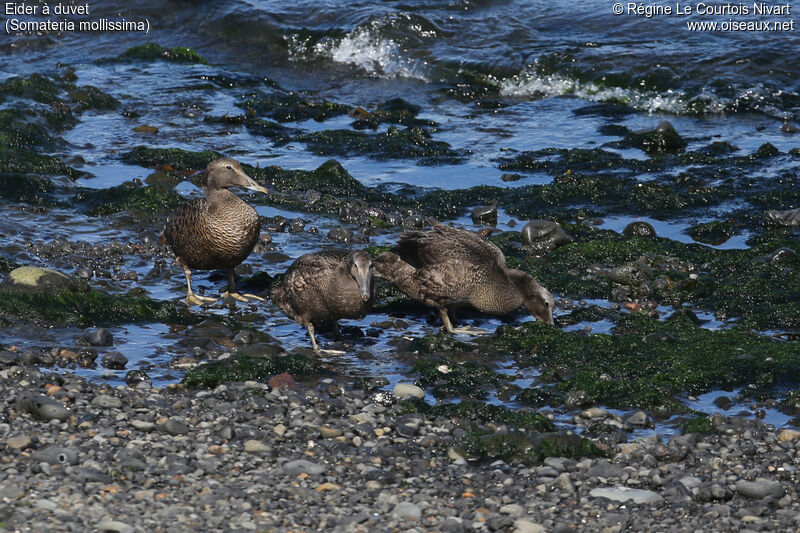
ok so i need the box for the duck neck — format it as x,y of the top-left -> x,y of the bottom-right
475,268 -> 524,314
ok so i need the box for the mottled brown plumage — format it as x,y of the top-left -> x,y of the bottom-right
374,224 -> 554,333
270,249 -> 374,352
160,157 -> 268,305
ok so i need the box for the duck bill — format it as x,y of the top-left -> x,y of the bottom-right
358,279 -> 372,301
243,175 -> 269,194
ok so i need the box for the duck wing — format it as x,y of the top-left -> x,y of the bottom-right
395,224 -> 506,269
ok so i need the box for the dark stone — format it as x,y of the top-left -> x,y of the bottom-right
521,220 -> 573,253
83,327 -> 113,347
623,221 -> 657,238
125,370 -> 151,387
327,228 -> 353,243
471,205 -> 498,225
101,351 -> 128,370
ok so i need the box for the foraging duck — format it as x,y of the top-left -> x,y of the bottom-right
374,223 -> 554,333
160,157 -> 268,306
270,249 -> 374,352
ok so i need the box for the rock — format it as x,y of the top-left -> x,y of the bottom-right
391,501 -> 421,521
764,207 -> 800,227
158,417 -> 190,435
101,352 -> 128,370
92,395 -> 122,409
31,445 -> 78,466
327,228 -> 353,243
97,520 -> 135,533
767,247 -> 798,264
623,221 -> 656,238
268,372 -> 298,390
499,504 -> 524,516
606,261 -> 654,287
0,266 -> 77,295
521,220 -> 573,254
6,435 -> 33,450
588,460 -> 625,479
514,520 -> 546,533
626,411 -> 650,426
736,480 -> 785,499
580,407 -> 609,419
15,394 -> 70,422
393,383 -> 424,400
280,459 -> 325,476
244,440 -> 271,454
625,120 -> 686,154
319,427 -> 343,439
471,205 -> 498,225
779,429 -> 800,442
83,328 -> 113,347
590,486 -> 664,504
125,370 -> 151,387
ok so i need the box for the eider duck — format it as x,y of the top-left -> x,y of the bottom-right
160,157 -> 268,306
270,249 -> 374,352
374,223 -> 554,334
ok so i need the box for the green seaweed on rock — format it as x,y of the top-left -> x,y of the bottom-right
0,286 -> 194,327
491,316 -> 800,410
107,43 -> 209,64
182,353 -> 321,389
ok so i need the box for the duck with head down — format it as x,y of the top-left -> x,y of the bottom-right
160,157 -> 269,306
374,223 -> 554,334
270,249 -> 374,353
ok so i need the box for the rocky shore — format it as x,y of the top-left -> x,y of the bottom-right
2,366 -> 799,533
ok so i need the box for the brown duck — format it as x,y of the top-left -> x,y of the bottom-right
160,157 -> 268,306
374,223 -> 554,334
270,249 -> 374,352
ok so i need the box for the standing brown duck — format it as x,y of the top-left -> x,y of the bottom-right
160,157 -> 268,306
374,223 -> 555,334
270,249 -> 374,352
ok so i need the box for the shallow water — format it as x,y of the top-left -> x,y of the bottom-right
1,0 -> 799,436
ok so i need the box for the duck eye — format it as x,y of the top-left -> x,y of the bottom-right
226,165 -> 232,170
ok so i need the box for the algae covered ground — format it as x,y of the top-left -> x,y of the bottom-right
0,36 -> 798,446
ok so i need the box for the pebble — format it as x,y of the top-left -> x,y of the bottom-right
280,459 -> 325,475
92,394 -> 122,408
589,487 -> 664,504
6,435 -> 33,450
514,520 -> 546,533
15,394 -> 69,421
101,352 -> 128,370
244,440 -> 271,454
392,502 -> 422,521
97,520 -> 135,533
736,480 -> 785,499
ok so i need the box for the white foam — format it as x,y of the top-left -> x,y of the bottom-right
289,20 -> 429,81
499,67 -> 732,115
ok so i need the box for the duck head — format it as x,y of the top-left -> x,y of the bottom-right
511,270 -> 555,326
347,251 -> 374,301
202,157 -> 268,195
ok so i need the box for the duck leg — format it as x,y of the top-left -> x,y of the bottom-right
178,258 -> 217,306
439,308 -> 487,336
306,323 -> 346,355
221,269 -> 265,302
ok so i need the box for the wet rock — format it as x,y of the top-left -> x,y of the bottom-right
125,370 -> 151,387
158,416 -> 190,435
327,228 -> 353,243
736,480 -> 785,499
764,207 -> 800,226
82,327 -> 113,347
404,214 -> 424,228
767,247 -> 798,264
624,120 -> 686,155
688,220 -> 735,246
501,173 -> 523,182
244,440 -> 271,454
471,205 -> 498,225
101,352 -> 128,370
15,394 -> 69,422
605,260 -> 654,287
6,435 -> 33,450
0,266 -> 77,295
590,486 -> 664,504
520,220 -> 573,254
623,221 -> 657,238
